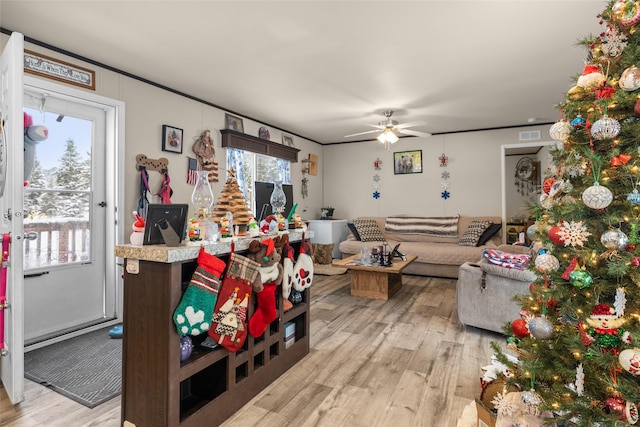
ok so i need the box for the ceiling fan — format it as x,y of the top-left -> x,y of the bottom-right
344,110 -> 431,149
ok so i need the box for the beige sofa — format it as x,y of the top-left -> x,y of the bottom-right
338,215 -> 503,278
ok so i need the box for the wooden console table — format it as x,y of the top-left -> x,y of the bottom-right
115,232 -> 310,427
332,254 -> 417,300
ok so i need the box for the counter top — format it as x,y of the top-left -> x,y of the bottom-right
114,229 -> 312,263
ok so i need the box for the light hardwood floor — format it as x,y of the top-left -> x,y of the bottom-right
1,272 -> 503,427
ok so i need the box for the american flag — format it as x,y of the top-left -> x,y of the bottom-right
187,157 -> 199,185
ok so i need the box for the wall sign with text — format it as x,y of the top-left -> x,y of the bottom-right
24,50 -> 95,90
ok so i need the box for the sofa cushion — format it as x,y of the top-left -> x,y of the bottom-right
313,243 -> 334,264
459,220 -> 492,246
353,219 -> 385,242
347,223 -> 361,241
477,223 -> 502,246
385,216 -> 459,238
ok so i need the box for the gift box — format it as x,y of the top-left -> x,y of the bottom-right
475,399 -> 496,427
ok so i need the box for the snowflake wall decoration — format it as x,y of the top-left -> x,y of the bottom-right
441,181 -> 450,190
441,171 -> 450,180
441,190 -> 450,199
373,191 -> 380,199
557,220 -> 591,247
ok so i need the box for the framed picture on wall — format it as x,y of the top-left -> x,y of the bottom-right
225,113 -> 244,132
162,125 -> 183,154
282,134 -> 294,147
393,150 -> 422,174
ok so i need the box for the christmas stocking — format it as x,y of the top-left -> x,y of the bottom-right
208,252 -> 260,352
281,241 -> 295,300
248,264 -> 280,337
173,247 -> 226,336
293,240 -> 314,292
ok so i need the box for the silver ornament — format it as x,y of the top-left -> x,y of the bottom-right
529,316 -> 554,340
582,182 -> 613,210
560,180 -> 573,193
591,115 -> 621,140
601,229 -> 628,250
549,120 -> 572,142
535,253 -> 560,273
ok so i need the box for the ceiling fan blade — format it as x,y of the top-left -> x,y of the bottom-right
395,120 -> 427,129
344,129 -> 381,138
398,128 -> 431,137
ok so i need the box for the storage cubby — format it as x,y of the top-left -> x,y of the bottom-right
119,240 -> 310,427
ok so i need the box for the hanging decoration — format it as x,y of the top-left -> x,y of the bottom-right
549,119 -> 572,142
373,160 -> 381,199
591,115 -> 621,140
515,157 -> 540,196
601,25 -> 628,57
192,129 -> 219,182
441,171 -> 451,200
301,177 -> 308,199
439,153 -> 448,167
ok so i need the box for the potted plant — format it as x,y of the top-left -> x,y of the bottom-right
321,207 -> 334,219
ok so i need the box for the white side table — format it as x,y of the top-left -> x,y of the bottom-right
307,219 -> 348,259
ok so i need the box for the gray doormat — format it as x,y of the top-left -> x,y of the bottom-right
24,326 -> 122,408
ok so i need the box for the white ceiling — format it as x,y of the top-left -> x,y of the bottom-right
1,1 -> 606,144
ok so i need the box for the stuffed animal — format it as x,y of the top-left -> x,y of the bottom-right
246,237 -> 285,337
245,237 -> 283,292
24,112 -> 48,183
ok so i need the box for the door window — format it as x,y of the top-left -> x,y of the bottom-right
23,107 -> 93,269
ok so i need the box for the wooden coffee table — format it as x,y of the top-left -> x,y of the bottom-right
332,254 -> 417,300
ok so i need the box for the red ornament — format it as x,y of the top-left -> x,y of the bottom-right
511,318 -> 530,338
635,98 -> 640,116
543,178 -> 556,195
627,244 -> 636,251
632,257 -> 640,267
548,225 -> 564,245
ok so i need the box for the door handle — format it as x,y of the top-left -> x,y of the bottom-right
23,232 -> 38,241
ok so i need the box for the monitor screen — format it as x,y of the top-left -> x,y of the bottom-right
143,204 -> 189,246
254,181 -> 294,221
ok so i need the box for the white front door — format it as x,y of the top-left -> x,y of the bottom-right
22,90 -> 113,344
0,32 -> 26,405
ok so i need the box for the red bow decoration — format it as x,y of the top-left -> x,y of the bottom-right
610,154 -> 632,166
594,81 -> 615,99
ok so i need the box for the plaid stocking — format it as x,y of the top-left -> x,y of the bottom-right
208,252 -> 260,352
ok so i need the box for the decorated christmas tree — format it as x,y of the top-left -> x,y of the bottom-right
211,167 -> 251,229
492,1 -> 640,425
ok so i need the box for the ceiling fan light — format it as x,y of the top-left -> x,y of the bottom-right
377,129 -> 399,144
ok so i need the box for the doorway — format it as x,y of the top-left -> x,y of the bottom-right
22,80 -> 122,347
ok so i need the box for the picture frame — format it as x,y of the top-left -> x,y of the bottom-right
393,150 -> 423,175
282,134 -> 294,147
225,113 -> 244,132
162,125 -> 183,154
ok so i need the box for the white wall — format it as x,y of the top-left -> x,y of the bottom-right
3,35 -> 557,229
323,126 -> 553,221
0,35 -> 325,237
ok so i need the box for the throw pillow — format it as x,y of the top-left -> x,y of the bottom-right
347,223 -> 362,241
353,219 -> 385,242
459,220 -> 492,246
313,243 -> 334,265
477,223 -> 502,246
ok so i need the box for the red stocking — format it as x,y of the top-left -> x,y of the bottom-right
248,282 -> 278,338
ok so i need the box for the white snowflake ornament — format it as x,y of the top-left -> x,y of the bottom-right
557,220 -> 591,247
441,181 -> 450,190
441,171 -> 450,180
492,391 -> 518,417
601,26 -> 628,57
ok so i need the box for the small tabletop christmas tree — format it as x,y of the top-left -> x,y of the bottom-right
491,1 -> 640,425
212,167 -> 251,233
